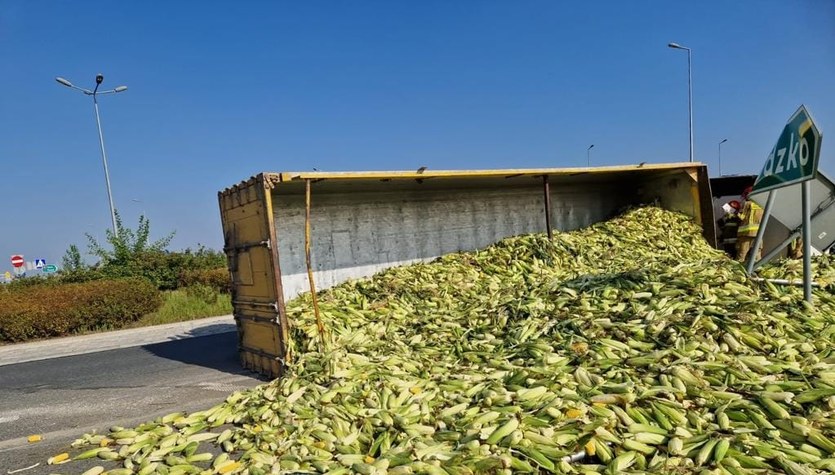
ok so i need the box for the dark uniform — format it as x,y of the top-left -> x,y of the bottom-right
718,212 -> 741,259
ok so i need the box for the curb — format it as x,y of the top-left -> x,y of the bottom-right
0,315 -> 236,367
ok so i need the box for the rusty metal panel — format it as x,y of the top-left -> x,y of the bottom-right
218,174 -> 287,379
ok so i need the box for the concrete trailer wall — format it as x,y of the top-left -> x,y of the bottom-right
272,184 -> 630,301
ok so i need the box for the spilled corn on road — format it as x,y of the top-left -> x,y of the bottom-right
12,207 -> 835,474
0,332 -> 263,474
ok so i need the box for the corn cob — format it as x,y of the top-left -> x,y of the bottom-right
53,207 -> 835,475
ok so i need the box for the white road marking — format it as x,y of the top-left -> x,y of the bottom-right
8,462 -> 40,473
197,381 -> 242,392
0,415 -> 20,424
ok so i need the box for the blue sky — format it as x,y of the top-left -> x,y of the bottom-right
1,1 -> 833,272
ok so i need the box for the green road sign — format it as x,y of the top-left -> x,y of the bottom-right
752,105 -> 822,194
43,264 -> 58,273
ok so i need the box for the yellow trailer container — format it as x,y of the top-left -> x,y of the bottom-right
218,162 -> 714,378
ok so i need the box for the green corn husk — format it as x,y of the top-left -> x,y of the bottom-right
60,207 -> 835,474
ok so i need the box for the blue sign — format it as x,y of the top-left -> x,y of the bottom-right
34,259 -> 46,269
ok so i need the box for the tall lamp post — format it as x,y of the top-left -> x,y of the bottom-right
56,74 -> 128,236
668,42 -> 694,163
718,138 -> 728,176
587,144 -> 594,167
131,198 -> 146,219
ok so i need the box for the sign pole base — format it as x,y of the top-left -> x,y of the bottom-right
746,191 -> 775,275
802,180 -> 813,303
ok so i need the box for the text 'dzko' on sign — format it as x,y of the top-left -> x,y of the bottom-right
752,105 -> 823,195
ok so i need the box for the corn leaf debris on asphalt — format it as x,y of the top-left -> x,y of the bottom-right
60,207 -> 835,474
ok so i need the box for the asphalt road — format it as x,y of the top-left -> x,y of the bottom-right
0,332 -> 265,474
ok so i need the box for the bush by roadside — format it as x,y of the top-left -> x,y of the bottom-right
4,274 -> 64,290
60,250 -> 229,291
0,278 -> 163,342
0,215 -> 233,343
178,267 -> 231,293
59,213 -> 229,291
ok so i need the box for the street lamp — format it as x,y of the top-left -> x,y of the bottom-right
56,74 -> 128,236
131,198 -> 146,219
718,138 -> 728,176
668,42 -> 694,163
587,144 -> 594,167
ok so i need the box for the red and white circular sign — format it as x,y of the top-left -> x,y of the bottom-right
11,255 -> 24,268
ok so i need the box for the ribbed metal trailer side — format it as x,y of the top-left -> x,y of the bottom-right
220,163 -> 714,378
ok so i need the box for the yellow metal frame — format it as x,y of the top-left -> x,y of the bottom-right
219,163 -> 716,378
218,174 -> 290,378
272,162 -> 704,183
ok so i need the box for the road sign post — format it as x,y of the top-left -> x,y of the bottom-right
745,191 -> 776,275
802,180 -> 812,301
747,105 -> 822,304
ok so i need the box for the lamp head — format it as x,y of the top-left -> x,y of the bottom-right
55,77 -> 73,87
96,74 -> 104,85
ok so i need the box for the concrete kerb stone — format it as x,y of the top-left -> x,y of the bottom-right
0,315 -> 236,367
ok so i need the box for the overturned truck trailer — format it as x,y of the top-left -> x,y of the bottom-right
218,163 -> 714,378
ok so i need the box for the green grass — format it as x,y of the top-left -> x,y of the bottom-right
129,287 -> 232,328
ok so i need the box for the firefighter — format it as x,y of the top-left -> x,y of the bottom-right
736,186 -> 764,263
717,200 -> 741,258
788,237 -> 803,259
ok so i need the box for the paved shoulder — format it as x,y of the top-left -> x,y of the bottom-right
0,331 -> 263,474
0,315 -> 235,366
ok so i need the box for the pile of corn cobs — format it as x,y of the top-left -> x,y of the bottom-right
64,207 -> 835,474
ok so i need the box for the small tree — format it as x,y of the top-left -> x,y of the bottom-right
63,212 -> 226,291
86,211 -> 175,266
81,211 -> 179,288
61,244 -> 86,272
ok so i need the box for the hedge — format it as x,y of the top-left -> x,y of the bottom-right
60,252 -> 229,292
0,278 -> 162,342
178,267 -> 232,294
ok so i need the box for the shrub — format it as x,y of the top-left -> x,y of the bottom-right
178,267 -> 232,294
58,267 -> 106,284
95,250 -> 182,290
3,274 -> 64,291
0,278 -> 162,342
183,283 -> 223,304
61,213 -> 227,291
62,250 -> 229,291
175,245 -> 227,270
